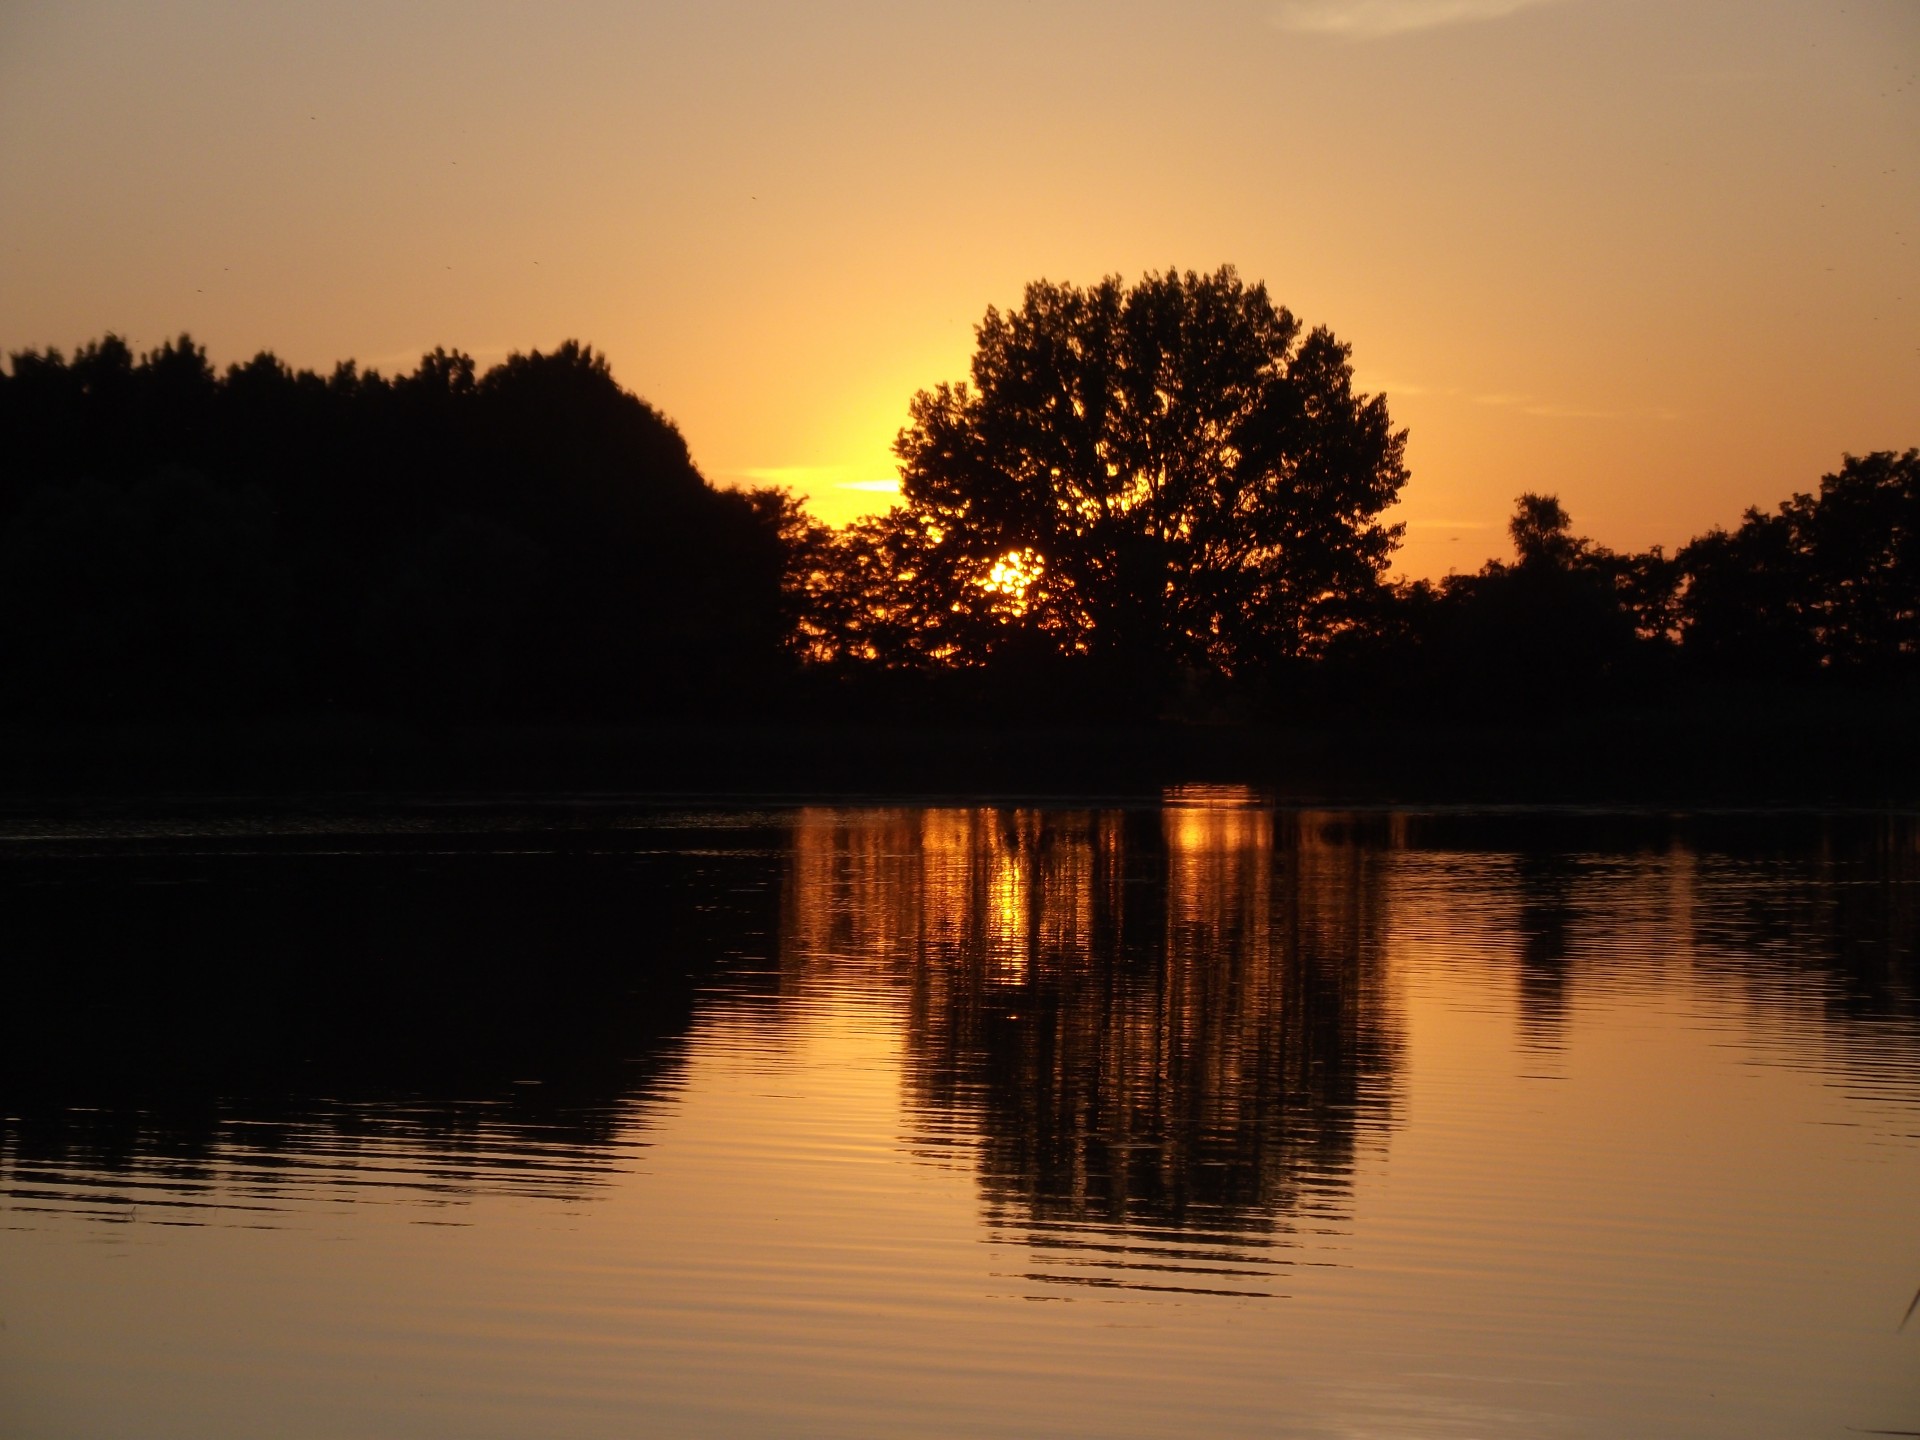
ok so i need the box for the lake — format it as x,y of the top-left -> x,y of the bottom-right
1,795 -> 1916,1438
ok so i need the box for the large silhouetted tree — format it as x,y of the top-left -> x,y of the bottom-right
820,268 -> 1408,686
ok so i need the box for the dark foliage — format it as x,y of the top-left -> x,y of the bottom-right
1306,453 -> 1918,721
1678,449 -> 1919,685
0,335 -> 791,720
0,308 -> 1911,748
796,267 -> 1408,701
1417,493 -> 1678,715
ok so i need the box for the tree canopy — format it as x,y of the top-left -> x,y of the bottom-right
0,335 -> 793,720
1677,448 -> 1919,682
808,267 -> 1408,684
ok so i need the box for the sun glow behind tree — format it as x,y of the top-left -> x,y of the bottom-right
798,267 -> 1408,685
982,549 -> 1043,615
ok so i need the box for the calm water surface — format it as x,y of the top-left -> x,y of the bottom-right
1,797 -> 1916,1437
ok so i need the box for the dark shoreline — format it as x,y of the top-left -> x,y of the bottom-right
0,696 -> 1914,809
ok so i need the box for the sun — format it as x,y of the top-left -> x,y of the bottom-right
981,548 -> 1042,614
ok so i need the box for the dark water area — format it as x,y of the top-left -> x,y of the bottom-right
1,799 -> 1916,1438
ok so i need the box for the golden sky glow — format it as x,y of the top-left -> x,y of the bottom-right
1,1 -> 1914,578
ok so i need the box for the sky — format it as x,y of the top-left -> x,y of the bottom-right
1,0 -> 1914,579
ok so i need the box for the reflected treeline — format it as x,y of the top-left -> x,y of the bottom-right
0,817 -> 788,1218
9,806 -> 1915,1240
1684,817 -> 1920,1030
783,802 -> 1404,1261
1511,852 -> 1579,1051
1389,812 -> 1920,1055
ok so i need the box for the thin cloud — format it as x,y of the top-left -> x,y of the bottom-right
1272,0 -> 1565,39
1359,374 -> 1432,396
1462,391 -> 1681,422
1520,401 -> 1680,422
360,342 -> 515,374
727,466 -> 900,493
732,465 -> 851,485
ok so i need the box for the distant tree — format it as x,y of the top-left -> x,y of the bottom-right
1428,493 -> 1675,712
1673,507 -> 1813,682
1802,450 -> 1919,675
820,267 -> 1408,687
1508,493 -> 1581,568
1679,449 -> 1920,684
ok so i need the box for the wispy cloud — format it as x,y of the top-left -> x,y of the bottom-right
1272,0 -> 1565,40
726,466 -> 898,494
1372,379 -> 1681,422
1517,400 -> 1681,422
359,342 -> 516,373
1363,387 -> 1678,422
1358,374 -> 1431,396
1466,392 -> 1681,422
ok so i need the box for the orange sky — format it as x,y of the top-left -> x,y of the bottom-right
1,0 -> 1914,579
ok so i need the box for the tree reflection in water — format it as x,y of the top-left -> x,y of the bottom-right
0,820 -> 790,1221
784,793 -> 1404,1295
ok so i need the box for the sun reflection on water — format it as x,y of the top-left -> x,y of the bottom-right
781,797 -> 1404,1296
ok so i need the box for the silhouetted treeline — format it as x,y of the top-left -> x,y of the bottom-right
781,270 -> 1913,722
0,335 -> 796,720
798,450 -> 1920,721
0,330 -> 1913,740
1313,450 -> 1919,717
